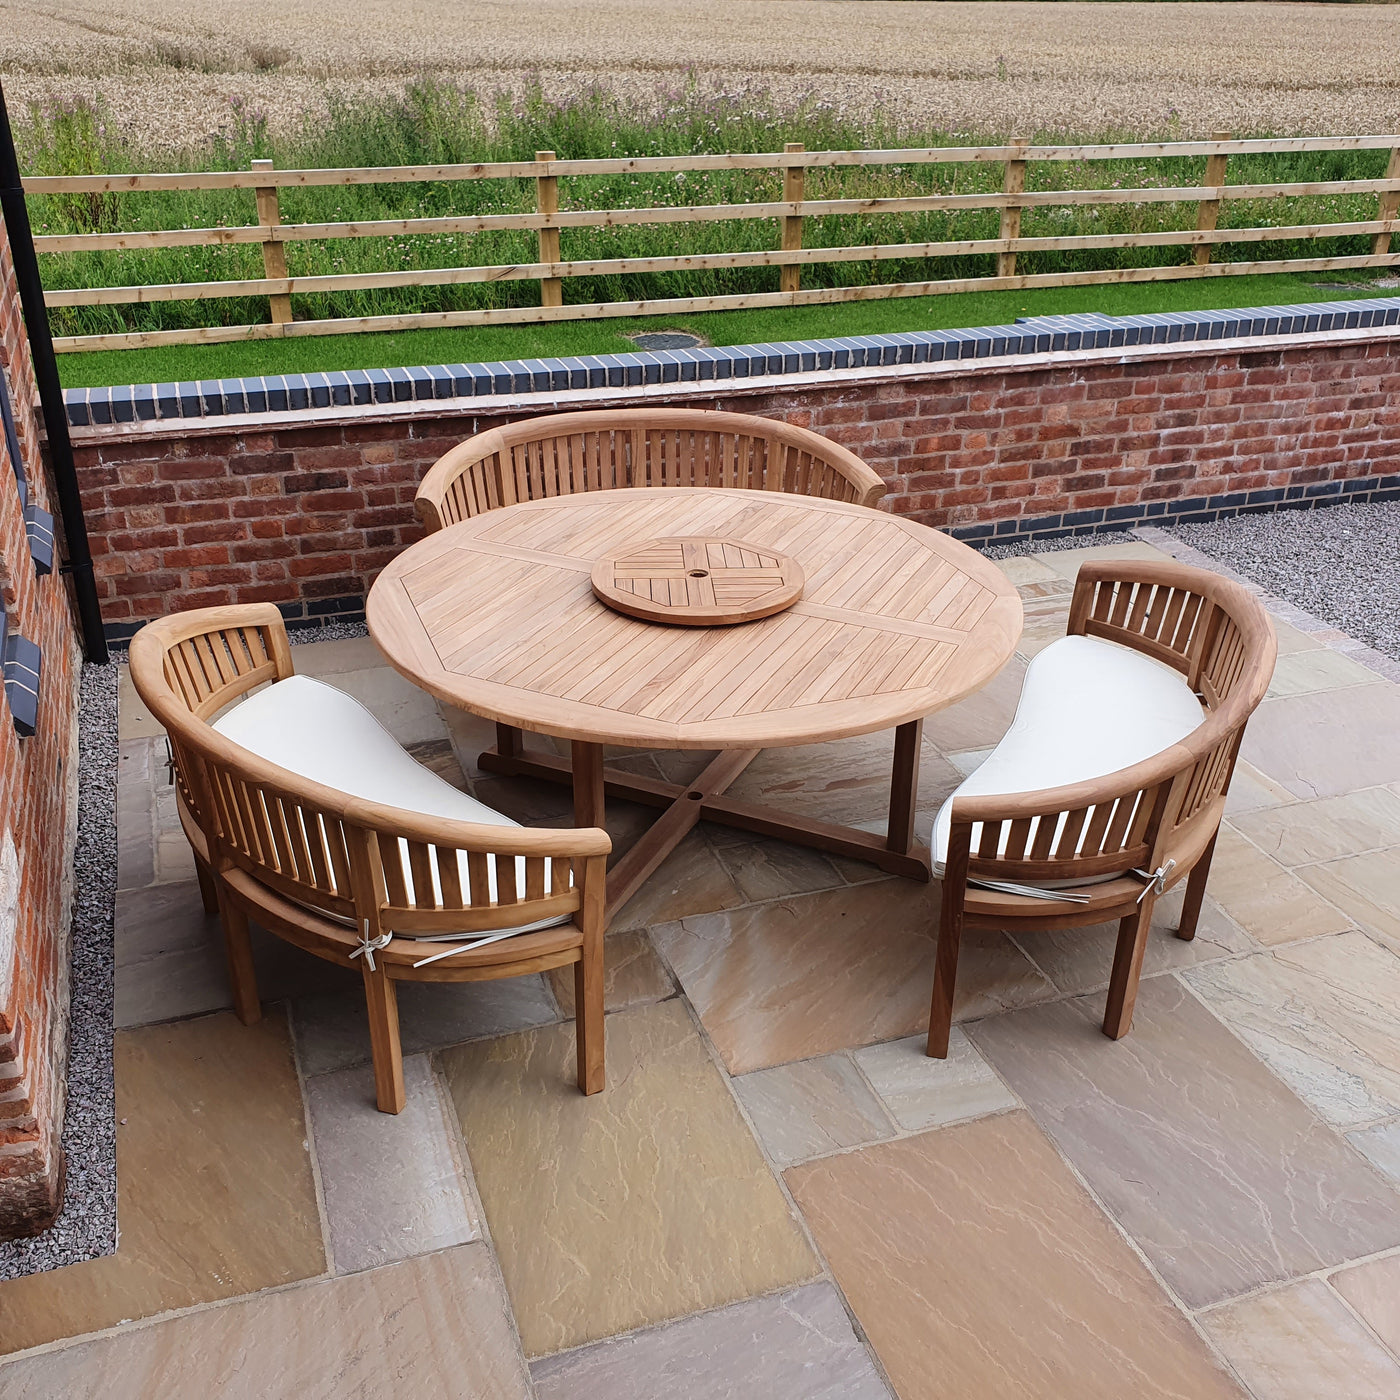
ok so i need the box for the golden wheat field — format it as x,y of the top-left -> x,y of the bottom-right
2,0 -> 1398,149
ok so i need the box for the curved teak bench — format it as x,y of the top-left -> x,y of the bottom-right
927,558 -> 1276,1055
129,604 -> 611,1113
413,406 -> 887,532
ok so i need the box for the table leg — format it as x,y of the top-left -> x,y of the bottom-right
572,741 -> 606,830
886,718 -> 923,855
496,723 -> 523,761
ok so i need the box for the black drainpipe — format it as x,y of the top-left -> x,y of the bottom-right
0,80 -> 107,663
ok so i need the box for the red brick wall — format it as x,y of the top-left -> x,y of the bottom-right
0,209 -> 81,1238
74,334 -> 1400,637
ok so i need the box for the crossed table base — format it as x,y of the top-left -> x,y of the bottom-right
478,721 -> 930,927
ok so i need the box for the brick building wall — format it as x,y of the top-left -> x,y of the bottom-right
73,331 -> 1400,640
0,207 -> 81,1238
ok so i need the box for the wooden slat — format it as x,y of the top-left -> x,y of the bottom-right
34,177 -> 1400,256
60,211 -> 1394,305
21,134 -> 1400,193
53,250 -> 1400,353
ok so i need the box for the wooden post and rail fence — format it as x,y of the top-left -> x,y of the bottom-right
21,134 -> 1400,354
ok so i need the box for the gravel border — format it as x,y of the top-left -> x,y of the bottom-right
1171,502 -> 1400,663
0,662 -> 118,1281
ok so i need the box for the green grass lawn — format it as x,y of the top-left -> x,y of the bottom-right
56,272 -> 1390,388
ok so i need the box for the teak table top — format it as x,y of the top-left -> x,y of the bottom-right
367,488 -> 1023,752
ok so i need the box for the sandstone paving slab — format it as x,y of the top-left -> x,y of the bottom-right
1299,849 -> 1400,948
114,879 -> 226,1027
946,746 -> 993,779
440,700 -> 502,782
0,1013 -> 324,1355
306,1054 -> 479,1275
1007,888 -> 1253,997
993,555 -> 1060,586
1010,587 -> 1073,661
1267,617 -> 1326,656
968,977 -> 1400,1309
530,1281 -> 891,1400
115,885 -> 355,1030
403,736 -> 468,787
1266,647 -> 1381,699
285,634 -> 386,676
720,730 -> 963,830
653,880 -> 1053,1076
786,1112 -> 1245,1400
1330,1254 -> 1400,1358
610,829 -> 748,932
0,1244 -> 531,1400
1242,683 -> 1400,799
1034,539 -> 1173,582
152,827 -> 197,885
733,1054 -> 894,1166
921,653 -> 1026,752
547,929 -> 675,1017
117,662 -> 163,741
1201,1278 -> 1400,1400
851,1027 -> 1017,1132
319,664 -> 448,745
293,968 -> 560,1077
1205,825 -> 1352,946
1231,786 -> 1400,868
116,738 -> 156,890
713,834 -> 847,903
1223,760 -> 1297,817
1185,932 -> 1400,1128
440,998 -> 818,1356
1347,1120 -> 1400,1185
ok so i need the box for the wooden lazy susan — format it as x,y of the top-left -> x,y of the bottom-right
590,535 -> 805,626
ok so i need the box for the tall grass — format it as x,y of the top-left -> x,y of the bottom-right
19,80 -> 1393,340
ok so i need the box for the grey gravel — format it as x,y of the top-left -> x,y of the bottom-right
1174,503 -> 1400,662
0,662 -> 118,1280
289,618 -> 367,644
981,527 -> 1141,560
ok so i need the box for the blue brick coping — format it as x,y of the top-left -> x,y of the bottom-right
65,297 -> 1400,428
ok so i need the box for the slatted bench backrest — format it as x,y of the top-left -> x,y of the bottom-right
414,407 -> 887,531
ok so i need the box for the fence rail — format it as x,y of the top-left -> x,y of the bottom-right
24,134 -> 1400,354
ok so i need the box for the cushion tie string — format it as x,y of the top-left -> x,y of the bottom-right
1132,859 -> 1176,903
350,921 -> 393,972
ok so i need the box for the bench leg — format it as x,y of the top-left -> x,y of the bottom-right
362,965 -> 406,1114
927,878 -> 965,1058
575,945 -> 605,1096
219,893 -> 262,1027
1104,896 -> 1155,1040
195,856 -> 220,916
1175,833 -> 1217,943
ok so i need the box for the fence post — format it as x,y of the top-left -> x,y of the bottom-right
250,159 -> 292,325
1373,145 -> 1400,256
1193,132 -> 1231,267
996,136 -> 1029,279
781,142 -> 805,295
535,150 -> 563,309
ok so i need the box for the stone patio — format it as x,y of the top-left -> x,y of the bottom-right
2,537 -> 1400,1398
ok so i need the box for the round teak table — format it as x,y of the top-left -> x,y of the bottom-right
368,487 -> 1022,924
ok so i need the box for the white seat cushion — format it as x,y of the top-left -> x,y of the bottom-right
212,674 -> 565,939
930,635 -> 1204,882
